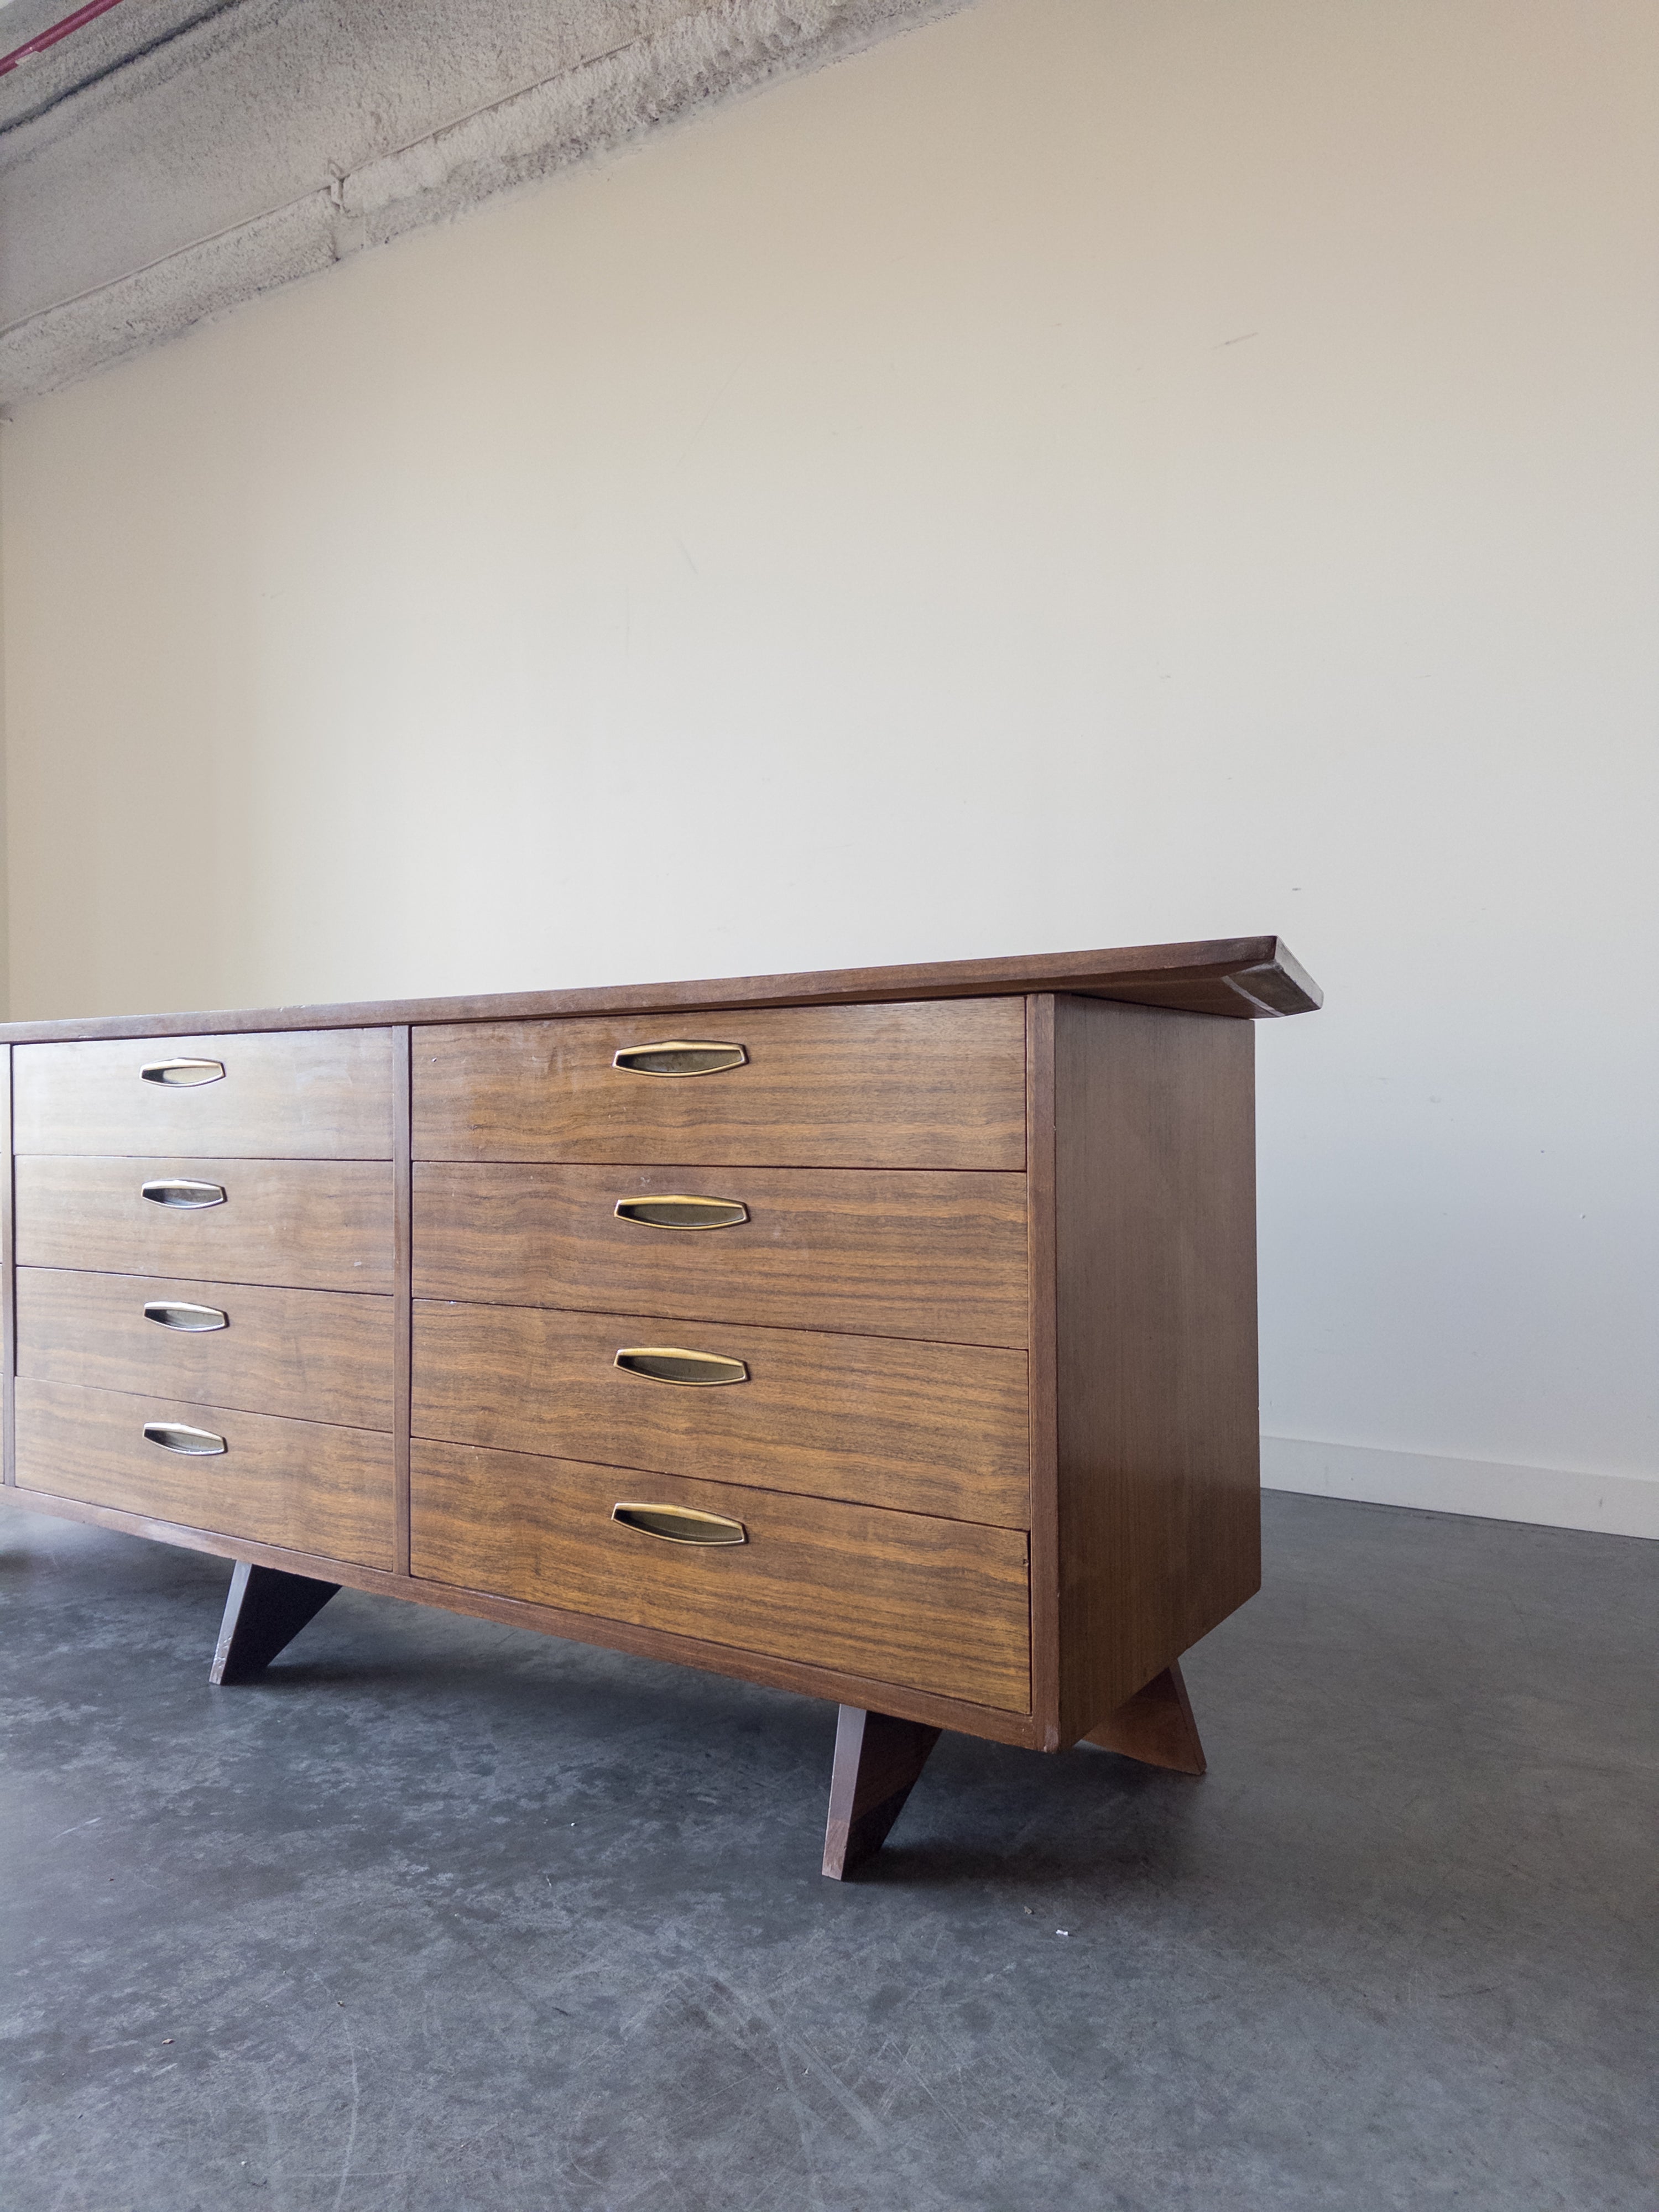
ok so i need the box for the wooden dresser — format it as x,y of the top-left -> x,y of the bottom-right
0,938 -> 1321,1874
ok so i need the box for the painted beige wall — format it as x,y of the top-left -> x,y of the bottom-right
2,0 -> 1655,1530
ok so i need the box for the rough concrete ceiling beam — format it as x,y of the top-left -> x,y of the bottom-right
0,0 -> 973,404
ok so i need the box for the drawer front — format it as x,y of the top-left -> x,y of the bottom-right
15,1378 -> 395,1569
414,1164 -> 1029,1347
411,1441 -> 1030,1712
413,1301 -> 1029,1526
413,999 -> 1026,1170
18,1269 -> 394,1432
15,1157 -> 395,1293
13,1027 -> 394,1159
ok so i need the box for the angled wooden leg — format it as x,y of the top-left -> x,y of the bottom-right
211,1561 -> 341,1684
1084,1659 -> 1206,1775
822,1706 -> 941,1879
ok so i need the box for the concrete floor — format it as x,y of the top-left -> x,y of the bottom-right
1,1493 -> 1653,2211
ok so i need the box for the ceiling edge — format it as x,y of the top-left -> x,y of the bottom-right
0,0 -> 975,406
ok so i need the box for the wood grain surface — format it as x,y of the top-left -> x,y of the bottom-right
410,1439 -> 1031,1712
412,999 -> 1026,1169
211,1562 -> 341,1683
1084,1659 -> 1207,1775
822,1706 -> 942,1879
414,1164 -> 1029,1345
13,1028 -> 394,1157
1051,997 -> 1260,1737
0,947 -> 1301,1770
392,1027 -> 413,1576
15,1377 -> 395,1569
17,1268 -> 394,1431
15,1156 -> 395,1292
412,1300 -> 1029,1525
0,1479 -> 1045,1746
1024,994 -> 1061,1745
0,938 -> 1322,1045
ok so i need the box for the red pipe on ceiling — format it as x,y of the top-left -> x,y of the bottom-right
1,0 -> 128,79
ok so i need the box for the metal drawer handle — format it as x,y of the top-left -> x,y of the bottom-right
143,1421 -> 226,1456
615,1347 -> 749,1387
614,1195 -> 748,1231
144,1301 -> 229,1332
141,1178 -> 227,1209
140,1058 -> 226,1087
612,1502 -> 747,1546
612,1040 -> 747,1077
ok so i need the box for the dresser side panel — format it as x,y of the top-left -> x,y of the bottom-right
392,1026 -> 414,1575
1053,998 -> 1259,1739
1025,997 -> 1061,1745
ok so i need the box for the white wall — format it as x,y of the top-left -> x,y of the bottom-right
2,0 -> 1655,1533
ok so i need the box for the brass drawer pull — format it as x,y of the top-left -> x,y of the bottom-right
613,1195 -> 748,1231
143,1421 -> 227,1456
140,1058 -> 226,1087
144,1300 -> 229,1332
615,1346 -> 749,1387
612,1502 -> 747,1546
140,1178 -> 227,1209
612,1040 -> 747,1077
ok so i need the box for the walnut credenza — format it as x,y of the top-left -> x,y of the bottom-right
0,938 -> 1321,1875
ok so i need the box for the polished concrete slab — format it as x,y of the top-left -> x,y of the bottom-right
1,1492 -> 1653,2211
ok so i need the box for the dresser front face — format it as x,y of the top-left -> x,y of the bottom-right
15,1379 -> 395,1570
13,1028 -> 395,1159
413,999 -> 1027,1170
413,1163 -> 1028,1343
411,1444 -> 1031,1712
409,997 -> 1036,1719
1,973 -> 1272,1749
412,1301 -> 1030,1526
9,1029 -> 399,1568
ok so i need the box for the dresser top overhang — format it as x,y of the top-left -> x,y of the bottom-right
0,935 -> 1321,1045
